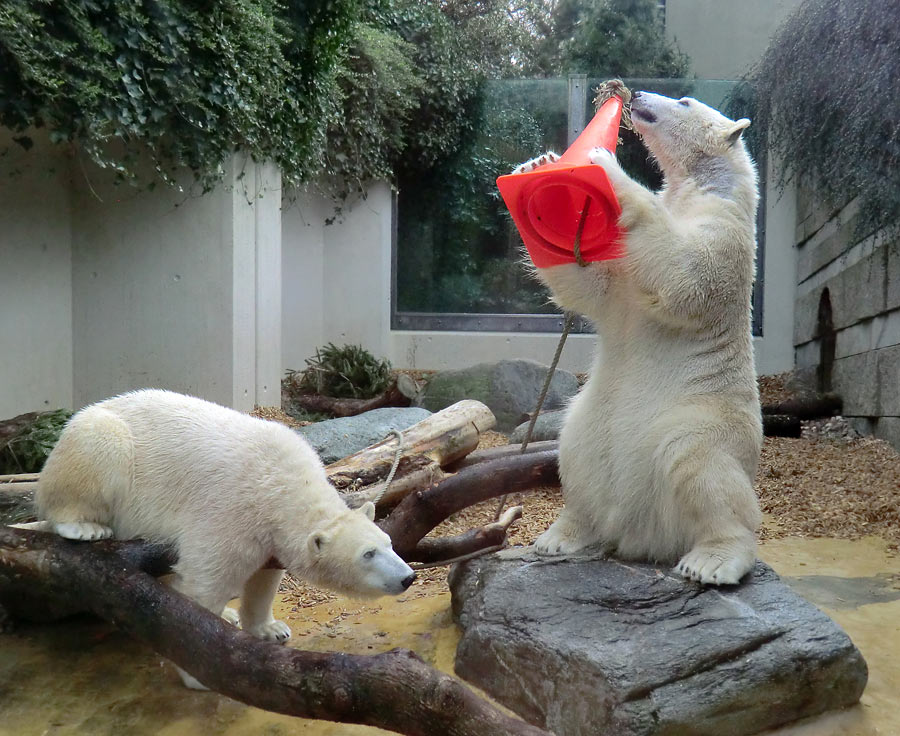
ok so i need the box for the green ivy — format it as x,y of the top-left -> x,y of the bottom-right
0,0 -> 356,190
746,0 -> 900,238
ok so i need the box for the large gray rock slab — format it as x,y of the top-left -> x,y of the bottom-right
418,360 -> 578,432
509,410 -> 566,444
449,548 -> 867,736
295,407 -> 431,464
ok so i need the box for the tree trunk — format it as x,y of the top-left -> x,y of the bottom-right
0,527 -> 549,736
763,414 -> 802,438
326,400 -> 496,490
381,450 -> 560,558
761,394 -> 842,419
290,384 -> 411,418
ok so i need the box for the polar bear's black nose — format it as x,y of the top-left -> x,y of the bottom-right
402,573 -> 416,590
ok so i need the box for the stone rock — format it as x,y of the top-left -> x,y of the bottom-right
417,360 -> 579,432
295,407 -> 432,464
509,410 -> 566,444
449,548 -> 867,736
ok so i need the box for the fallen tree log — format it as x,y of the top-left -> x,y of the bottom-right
381,450 -> 560,559
448,441 -> 559,470
0,526 -> 549,736
326,400 -> 496,490
762,394 -> 842,419
763,414 -> 802,438
289,384 -> 412,418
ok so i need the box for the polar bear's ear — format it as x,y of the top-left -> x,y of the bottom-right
359,501 -> 376,521
308,531 -> 329,555
725,118 -> 751,146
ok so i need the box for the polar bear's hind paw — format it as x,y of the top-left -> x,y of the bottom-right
54,521 -> 113,541
534,515 -> 597,556
675,546 -> 752,586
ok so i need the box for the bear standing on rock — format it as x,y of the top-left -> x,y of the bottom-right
523,92 -> 763,585
18,389 -> 415,688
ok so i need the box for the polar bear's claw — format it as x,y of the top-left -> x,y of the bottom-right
512,151 -> 560,175
54,521 -> 113,541
675,547 -> 749,586
534,515 -> 596,556
249,619 -> 292,643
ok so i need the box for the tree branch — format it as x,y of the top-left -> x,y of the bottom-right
380,450 -> 560,558
0,526 -> 550,736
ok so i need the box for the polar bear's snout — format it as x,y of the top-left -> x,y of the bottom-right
364,546 -> 416,595
631,91 -> 658,124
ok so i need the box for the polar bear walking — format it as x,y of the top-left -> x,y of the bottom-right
527,92 -> 762,585
20,389 -> 415,687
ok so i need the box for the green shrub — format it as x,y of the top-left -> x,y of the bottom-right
296,343 -> 393,399
0,409 -> 72,474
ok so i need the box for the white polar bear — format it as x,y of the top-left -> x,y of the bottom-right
20,389 -> 415,687
525,92 -> 763,585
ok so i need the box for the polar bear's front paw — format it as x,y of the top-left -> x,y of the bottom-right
248,619 -> 292,643
675,545 -> 753,586
588,146 -> 617,167
513,151 -> 560,174
54,521 -> 113,541
222,607 -> 241,627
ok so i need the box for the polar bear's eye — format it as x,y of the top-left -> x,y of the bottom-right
363,549 -> 376,560
678,99 -> 690,107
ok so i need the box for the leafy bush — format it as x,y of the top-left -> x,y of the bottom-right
746,0 -> 900,238
0,0 -> 356,190
0,409 -> 72,474
296,343 -> 393,399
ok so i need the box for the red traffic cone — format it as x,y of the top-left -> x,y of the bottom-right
497,96 -> 625,268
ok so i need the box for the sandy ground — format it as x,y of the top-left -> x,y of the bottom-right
3,380 -> 900,735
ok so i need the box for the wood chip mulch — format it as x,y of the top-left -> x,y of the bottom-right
253,385 -> 900,611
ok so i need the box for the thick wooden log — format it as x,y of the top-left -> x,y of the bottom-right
761,394 -> 842,419
448,441 -> 560,470
290,384 -> 411,418
326,400 -> 496,490
341,458 -> 446,512
763,414 -> 802,438
381,450 -> 560,558
0,527 -> 549,736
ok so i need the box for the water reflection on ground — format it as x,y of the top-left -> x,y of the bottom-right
1,537 -> 897,736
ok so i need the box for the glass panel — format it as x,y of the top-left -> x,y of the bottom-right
394,77 -> 760,333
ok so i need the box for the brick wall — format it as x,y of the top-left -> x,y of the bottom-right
793,187 -> 900,449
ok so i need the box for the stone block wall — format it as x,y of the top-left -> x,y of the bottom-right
794,187 -> 900,449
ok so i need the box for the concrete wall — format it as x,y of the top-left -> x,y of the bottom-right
282,182 -> 393,372
1,136 -> 282,418
70,155 -> 282,412
665,0 -> 803,79
0,131 -> 74,418
793,190 -> 900,449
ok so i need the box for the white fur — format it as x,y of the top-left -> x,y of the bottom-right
525,92 -> 762,586
29,389 -> 415,687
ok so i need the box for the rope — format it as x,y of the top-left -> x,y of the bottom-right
370,428 -> 404,506
492,197 -> 592,522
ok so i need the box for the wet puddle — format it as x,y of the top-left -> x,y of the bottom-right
1,536 -> 898,736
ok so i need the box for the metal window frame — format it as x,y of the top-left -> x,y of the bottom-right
391,76 -> 766,337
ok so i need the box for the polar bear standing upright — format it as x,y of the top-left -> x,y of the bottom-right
24,389 -> 415,687
529,92 -> 762,585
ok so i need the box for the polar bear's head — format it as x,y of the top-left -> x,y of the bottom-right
301,501 -> 416,597
630,91 -> 752,187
